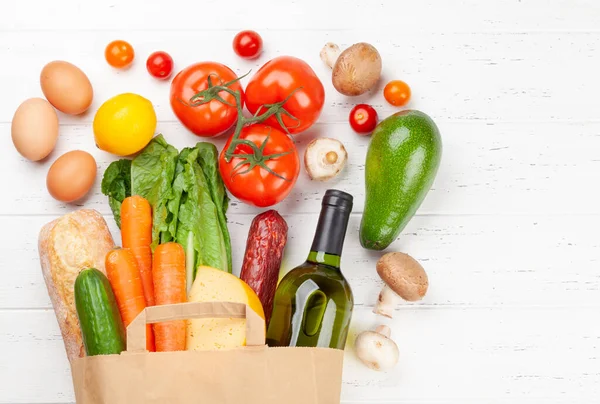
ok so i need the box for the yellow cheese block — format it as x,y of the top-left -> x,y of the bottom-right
186,266 -> 265,351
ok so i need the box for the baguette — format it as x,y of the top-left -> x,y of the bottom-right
38,209 -> 115,362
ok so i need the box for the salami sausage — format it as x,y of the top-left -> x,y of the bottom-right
240,210 -> 288,326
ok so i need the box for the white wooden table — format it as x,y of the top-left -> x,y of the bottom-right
2,1 -> 599,402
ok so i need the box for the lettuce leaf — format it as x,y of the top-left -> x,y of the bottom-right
101,136 -> 232,282
100,159 -> 132,228
172,147 -> 230,290
131,135 -> 178,249
194,143 -> 232,272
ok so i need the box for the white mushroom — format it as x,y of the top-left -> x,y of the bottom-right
304,138 -> 348,181
355,325 -> 399,371
374,252 -> 429,318
320,42 -> 382,96
320,43 -> 341,68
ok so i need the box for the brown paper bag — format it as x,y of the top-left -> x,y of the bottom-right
71,301 -> 344,404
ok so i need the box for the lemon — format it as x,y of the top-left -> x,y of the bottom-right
93,93 -> 157,156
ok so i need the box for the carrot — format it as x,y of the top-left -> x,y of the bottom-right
105,248 -> 155,352
121,196 -> 155,307
152,242 -> 186,352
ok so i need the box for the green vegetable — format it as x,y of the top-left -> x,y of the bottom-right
131,135 -> 179,249
172,146 -> 230,287
101,159 -> 131,228
195,143 -> 231,272
100,135 -> 232,276
74,268 -> 126,356
360,110 -> 442,250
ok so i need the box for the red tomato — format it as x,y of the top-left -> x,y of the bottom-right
245,56 -> 325,135
233,30 -> 263,59
170,62 -> 244,137
384,80 -> 411,107
219,124 -> 300,207
349,104 -> 378,134
105,40 -> 135,68
146,51 -> 174,80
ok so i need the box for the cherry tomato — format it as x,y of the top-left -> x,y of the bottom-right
146,51 -> 174,80
170,62 -> 244,137
349,104 -> 378,134
384,80 -> 411,107
105,40 -> 135,68
233,30 -> 263,59
219,124 -> 300,207
245,56 -> 325,135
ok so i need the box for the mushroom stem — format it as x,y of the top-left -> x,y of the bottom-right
374,285 -> 401,318
375,325 -> 391,338
320,43 -> 341,69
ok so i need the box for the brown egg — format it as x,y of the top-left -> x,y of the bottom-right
47,150 -> 97,203
40,61 -> 93,115
11,98 -> 59,161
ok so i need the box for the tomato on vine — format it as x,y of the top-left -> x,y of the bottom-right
349,104 -> 378,134
245,56 -> 325,134
105,40 -> 135,69
233,30 -> 263,59
384,80 -> 411,107
184,57 -> 321,206
219,124 -> 300,207
170,62 -> 244,137
146,51 -> 174,80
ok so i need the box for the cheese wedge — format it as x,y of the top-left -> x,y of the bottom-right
186,266 -> 265,350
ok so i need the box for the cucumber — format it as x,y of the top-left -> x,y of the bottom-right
74,268 -> 126,356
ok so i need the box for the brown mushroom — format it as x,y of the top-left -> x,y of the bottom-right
321,42 -> 382,96
374,252 -> 428,318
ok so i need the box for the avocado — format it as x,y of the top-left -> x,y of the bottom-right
360,110 -> 442,250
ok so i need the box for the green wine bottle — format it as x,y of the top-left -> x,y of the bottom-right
267,189 -> 354,349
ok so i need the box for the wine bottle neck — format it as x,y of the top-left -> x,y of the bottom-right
306,251 -> 341,269
309,197 -> 352,259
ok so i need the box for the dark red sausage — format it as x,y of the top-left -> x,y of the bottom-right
240,210 -> 288,326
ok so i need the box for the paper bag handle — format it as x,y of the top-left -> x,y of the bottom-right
126,301 -> 266,353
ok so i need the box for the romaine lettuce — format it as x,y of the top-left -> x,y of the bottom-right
101,135 -> 232,286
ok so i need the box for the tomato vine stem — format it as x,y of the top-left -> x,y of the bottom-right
185,72 -> 301,181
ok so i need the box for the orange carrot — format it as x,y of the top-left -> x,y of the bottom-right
152,242 -> 186,352
121,196 -> 155,307
105,248 -> 155,352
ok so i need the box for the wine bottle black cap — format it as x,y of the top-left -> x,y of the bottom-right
311,189 -> 354,256
323,189 -> 353,211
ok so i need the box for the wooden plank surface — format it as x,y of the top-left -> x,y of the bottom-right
1,0 -> 599,403
1,214 -> 599,309
1,307 -> 599,403
2,121 -> 599,216
0,31 -> 598,124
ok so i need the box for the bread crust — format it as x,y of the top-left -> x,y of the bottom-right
38,209 -> 115,362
